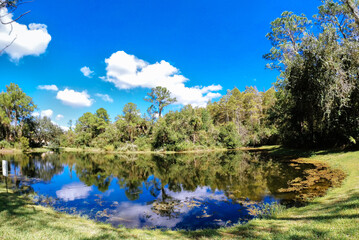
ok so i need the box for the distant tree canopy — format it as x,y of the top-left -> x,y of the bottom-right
59,86 -> 276,151
1,82 -> 276,151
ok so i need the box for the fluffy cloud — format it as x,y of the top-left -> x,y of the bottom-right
80,66 -> 94,78
41,109 -> 53,118
50,120 -> 69,132
56,183 -> 92,202
55,114 -> 64,120
32,109 -> 53,118
106,187 -> 230,229
59,125 -> 69,131
101,51 -> 222,107
38,84 -> 58,91
31,112 -> 40,118
95,93 -> 113,103
56,88 -> 94,107
0,8 -> 51,61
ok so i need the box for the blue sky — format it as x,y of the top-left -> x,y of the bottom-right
0,0 -> 321,129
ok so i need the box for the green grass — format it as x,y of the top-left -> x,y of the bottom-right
0,146 -> 358,239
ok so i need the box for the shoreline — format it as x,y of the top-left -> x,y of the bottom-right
0,146 -> 239,155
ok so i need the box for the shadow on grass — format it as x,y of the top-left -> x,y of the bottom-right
0,190 -> 36,215
0,184 -> 138,239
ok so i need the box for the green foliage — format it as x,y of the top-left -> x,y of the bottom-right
103,145 -> 115,152
19,136 -> 30,151
266,0 -> 359,147
27,116 -> 63,147
0,140 -> 11,149
208,87 -> 277,146
253,202 -> 285,219
219,122 -> 240,149
0,83 -> 36,142
60,130 -> 76,148
118,142 -> 138,152
133,137 -> 151,151
144,86 -> 176,118
0,82 -> 277,151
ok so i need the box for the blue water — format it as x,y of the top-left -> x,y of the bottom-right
3,151 -> 326,230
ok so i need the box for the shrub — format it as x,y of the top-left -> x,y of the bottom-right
173,141 -> 196,151
134,137 -> 151,151
0,140 -> 11,149
219,122 -> 240,149
118,142 -> 138,152
19,137 -> 30,151
103,145 -> 115,152
253,202 -> 285,219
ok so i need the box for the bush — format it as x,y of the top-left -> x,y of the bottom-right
134,137 -> 151,151
173,141 -> 196,151
103,145 -> 115,152
19,137 -> 30,151
253,202 -> 285,219
0,140 -> 11,149
118,142 -> 138,152
219,122 -> 241,149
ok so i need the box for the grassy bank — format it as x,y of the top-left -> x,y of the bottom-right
0,147 -> 358,239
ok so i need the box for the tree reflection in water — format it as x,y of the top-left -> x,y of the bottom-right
3,150 -> 343,229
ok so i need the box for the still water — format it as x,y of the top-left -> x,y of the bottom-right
2,151 -> 339,230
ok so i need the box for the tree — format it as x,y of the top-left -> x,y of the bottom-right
144,86 -> 176,118
0,83 -> 36,141
95,108 -> 110,135
117,103 -> 141,142
122,103 -> 140,123
266,0 -> 359,147
30,116 -> 63,147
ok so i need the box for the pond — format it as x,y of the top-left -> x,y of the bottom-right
1,150 -> 342,230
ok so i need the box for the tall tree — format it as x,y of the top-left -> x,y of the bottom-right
0,83 -> 36,140
266,0 -> 359,147
118,103 -> 141,142
144,86 -> 176,118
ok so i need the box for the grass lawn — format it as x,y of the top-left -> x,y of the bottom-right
0,146 -> 358,239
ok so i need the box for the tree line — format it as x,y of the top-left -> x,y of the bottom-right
0,84 -> 276,151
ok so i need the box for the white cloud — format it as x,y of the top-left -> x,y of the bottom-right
55,114 -> 64,120
38,84 -> 58,91
0,8 -> 51,61
41,109 -> 53,118
80,66 -> 94,78
106,186 -> 229,229
60,126 -> 69,131
101,51 -> 222,107
95,93 -> 113,103
56,88 -> 94,107
32,112 -> 40,118
51,120 -> 69,131
56,183 -> 92,202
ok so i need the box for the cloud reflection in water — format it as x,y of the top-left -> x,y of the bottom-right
56,182 -> 92,202
107,187 -> 230,229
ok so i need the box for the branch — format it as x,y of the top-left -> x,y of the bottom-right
0,35 -> 17,54
345,0 -> 359,27
0,10 -> 30,24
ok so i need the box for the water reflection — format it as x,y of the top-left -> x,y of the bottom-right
56,183 -> 92,202
2,151 -> 342,230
